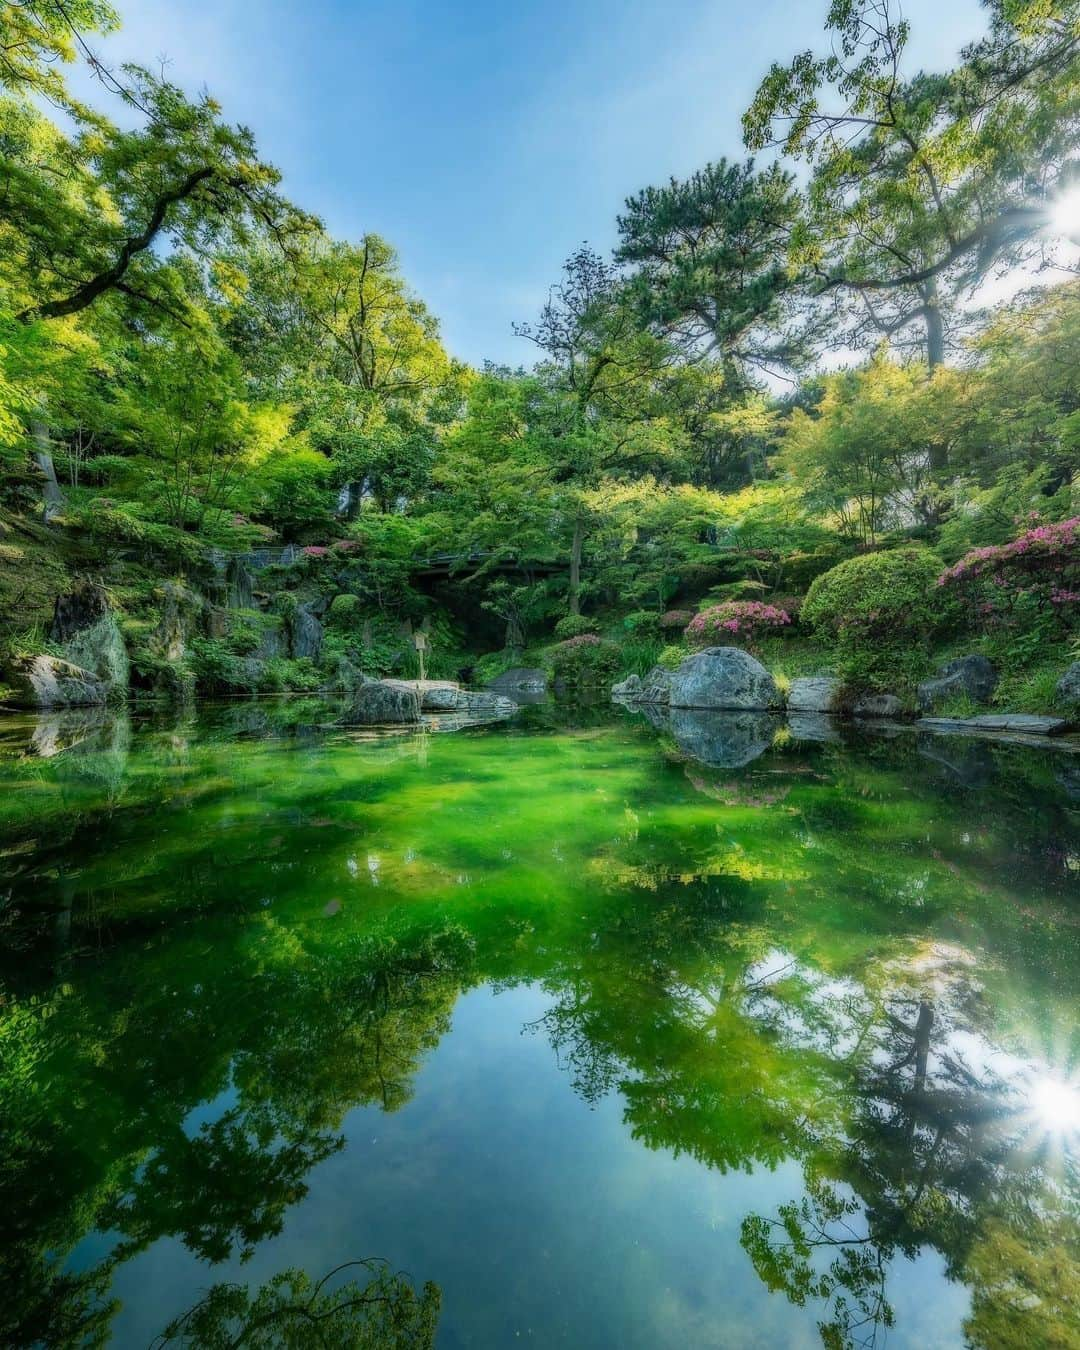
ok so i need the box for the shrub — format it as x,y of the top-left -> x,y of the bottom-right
802,547 -> 950,687
685,601 -> 791,649
803,548 -> 947,646
327,593 -> 362,629
622,610 -> 661,638
657,644 -> 687,670
553,613 -> 599,640
658,609 -> 693,630
549,634 -> 620,686
936,517 -> 1079,639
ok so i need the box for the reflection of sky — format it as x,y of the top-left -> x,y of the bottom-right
80,984 -> 973,1350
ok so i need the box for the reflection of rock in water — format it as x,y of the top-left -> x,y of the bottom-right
27,708 -> 116,758
786,712 -> 841,744
669,710 -> 777,768
917,733 -> 996,789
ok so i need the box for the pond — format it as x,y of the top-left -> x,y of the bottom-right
0,700 -> 1077,1349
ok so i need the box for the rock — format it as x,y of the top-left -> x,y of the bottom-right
669,647 -> 778,711
417,685 -> 518,718
613,667 -> 674,705
338,681 -> 421,725
786,677 -> 841,713
1055,662 -> 1080,711
288,602 -> 323,661
611,673 -> 643,700
669,709 -> 777,768
853,692 -> 904,719
917,654 -> 997,712
919,714 -> 1068,736
6,655 -> 108,708
488,667 -> 547,694
51,581 -> 129,690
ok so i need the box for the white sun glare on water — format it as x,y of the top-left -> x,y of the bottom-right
1028,1074 -> 1080,1141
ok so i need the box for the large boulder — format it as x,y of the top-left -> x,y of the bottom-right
917,654 -> 997,712
611,666 -> 672,705
51,581 -> 129,691
669,647 -> 778,711
6,655 -> 108,708
670,709 -> 776,768
852,692 -> 904,719
488,667 -> 547,694
786,677 -> 841,714
287,602 -> 323,661
339,681 -> 421,725
1055,662 -> 1080,712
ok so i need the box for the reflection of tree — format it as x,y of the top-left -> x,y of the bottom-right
0,921 -> 473,1348
151,1259 -> 440,1350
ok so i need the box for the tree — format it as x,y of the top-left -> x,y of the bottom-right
744,0 -> 1080,373
616,158 -> 809,382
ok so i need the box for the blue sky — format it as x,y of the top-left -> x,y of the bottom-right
76,0 -> 987,366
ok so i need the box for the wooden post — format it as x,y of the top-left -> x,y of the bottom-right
413,630 -> 427,684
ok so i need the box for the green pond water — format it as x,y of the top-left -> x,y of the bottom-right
0,699 -> 1078,1348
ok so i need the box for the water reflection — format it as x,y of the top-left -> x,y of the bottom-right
0,703 -> 1075,1347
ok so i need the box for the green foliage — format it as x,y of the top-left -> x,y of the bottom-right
548,635 -> 622,687
657,644 -> 688,671
152,1259 -> 440,1349
553,613 -> 599,640
803,548 -> 951,685
327,593 -> 363,629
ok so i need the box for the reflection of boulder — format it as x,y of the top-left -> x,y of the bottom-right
917,733 -> 996,788
669,709 -> 776,768
786,711 -> 841,743
917,654 -> 997,712
669,647 -> 778,711
787,677 -> 841,713
27,707 -> 114,757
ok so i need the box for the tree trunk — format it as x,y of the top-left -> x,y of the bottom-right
568,518 -> 584,615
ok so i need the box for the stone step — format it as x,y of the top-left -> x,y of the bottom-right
919,714 -> 1068,736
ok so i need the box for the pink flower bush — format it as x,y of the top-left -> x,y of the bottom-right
332,539 -> 360,552
937,518 -> 1078,587
302,545 -> 330,558
554,633 -> 602,651
685,601 -> 791,648
937,517 -> 1078,630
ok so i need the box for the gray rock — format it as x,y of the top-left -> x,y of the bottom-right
288,603 -> 323,661
670,709 -> 777,768
919,714 -> 1068,736
611,666 -> 673,705
6,655 -> 108,708
419,686 -> 517,718
339,680 -> 421,725
488,667 -> 547,693
669,647 -> 778,711
787,677 -> 841,713
853,692 -> 904,719
611,673 -> 643,700
917,654 -> 997,712
51,581 -> 129,691
1055,662 -> 1080,711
